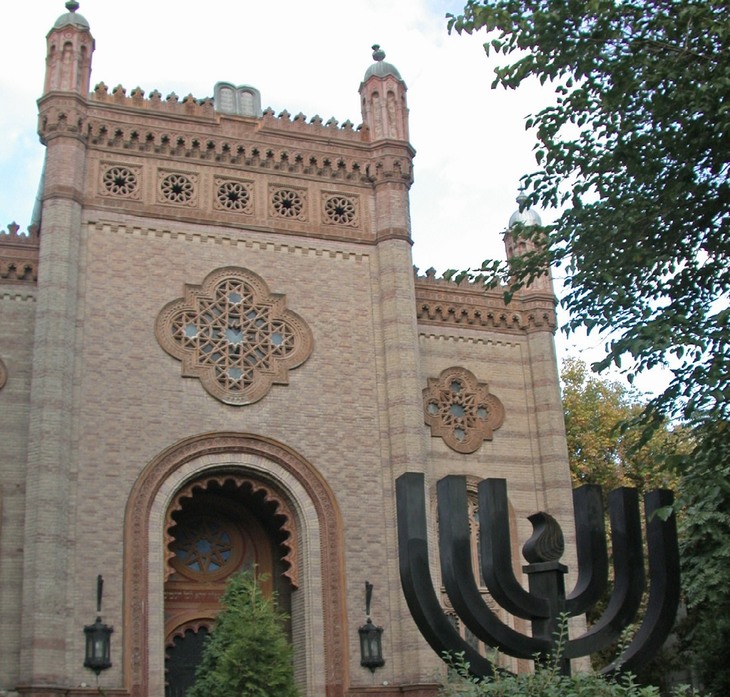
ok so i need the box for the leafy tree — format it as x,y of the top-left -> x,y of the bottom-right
444,4 -> 729,689
446,0 -> 729,429
188,571 -> 300,697
675,423 -> 730,696
561,357 -> 688,682
561,357 -> 684,492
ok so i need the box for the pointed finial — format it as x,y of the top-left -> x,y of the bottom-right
509,188 -> 542,227
372,44 -> 386,62
516,188 -> 528,208
66,0 -> 80,11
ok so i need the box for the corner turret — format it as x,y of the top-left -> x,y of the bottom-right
359,45 -> 409,142
504,191 -> 553,293
44,1 -> 95,95
504,191 -> 543,259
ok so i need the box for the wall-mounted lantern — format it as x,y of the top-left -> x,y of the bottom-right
83,574 -> 113,675
358,581 -> 385,672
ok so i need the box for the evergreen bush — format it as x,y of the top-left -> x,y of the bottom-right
188,570 -> 300,697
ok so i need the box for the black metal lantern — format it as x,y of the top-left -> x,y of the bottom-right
359,581 -> 385,672
84,575 -> 113,675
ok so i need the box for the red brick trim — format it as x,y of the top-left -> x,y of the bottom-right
123,432 -> 348,697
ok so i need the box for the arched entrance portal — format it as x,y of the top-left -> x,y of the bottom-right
163,474 -> 298,695
124,433 -> 348,697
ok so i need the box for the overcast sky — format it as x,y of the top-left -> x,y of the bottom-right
1,0 -> 668,396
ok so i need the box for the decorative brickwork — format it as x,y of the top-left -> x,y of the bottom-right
0,223 -> 40,284
415,270 -> 557,334
322,193 -> 359,227
158,170 -> 198,206
8,12 -> 574,696
100,163 -> 141,199
156,267 -> 314,405
423,366 -> 505,453
77,114 -> 413,186
165,473 -> 299,588
214,177 -> 253,214
270,186 -> 307,220
124,433 -> 347,697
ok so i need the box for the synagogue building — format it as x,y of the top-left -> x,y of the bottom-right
0,3 -> 574,695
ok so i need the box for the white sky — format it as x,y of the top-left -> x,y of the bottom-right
0,0 -> 669,397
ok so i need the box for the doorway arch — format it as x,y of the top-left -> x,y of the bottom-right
123,433 -> 348,697
163,473 -> 296,695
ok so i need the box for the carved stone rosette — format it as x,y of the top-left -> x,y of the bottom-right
155,267 -> 313,405
99,162 -> 142,199
423,367 -> 505,453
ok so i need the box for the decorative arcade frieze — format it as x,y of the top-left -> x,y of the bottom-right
0,223 -> 40,284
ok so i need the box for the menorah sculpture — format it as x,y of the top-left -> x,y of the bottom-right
396,473 -> 680,677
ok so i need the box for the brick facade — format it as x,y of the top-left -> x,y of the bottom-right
0,5 -> 574,697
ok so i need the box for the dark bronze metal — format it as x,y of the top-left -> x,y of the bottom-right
83,574 -> 113,676
396,473 -> 680,677
359,581 -> 385,672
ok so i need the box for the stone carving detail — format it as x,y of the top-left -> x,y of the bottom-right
156,267 -> 313,405
170,515 -> 241,579
270,186 -> 306,220
423,366 -> 505,453
165,473 -> 299,587
0,357 -> 6,391
100,163 -> 141,198
214,177 -> 253,214
124,433 -> 347,697
158,170 -> 198,206
322,193 -> 359,227
0,223 -> 39,284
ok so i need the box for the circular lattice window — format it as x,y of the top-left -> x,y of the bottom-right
170,515 -> 245,581
216,180 -> 253,213
323,195 -> 358,226
102,165 -> 139,197
160,173 -> 195,204
271,188 -> 305,219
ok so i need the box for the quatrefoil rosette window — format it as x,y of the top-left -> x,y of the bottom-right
155,267 -> 313,405
423,367 -> 505,453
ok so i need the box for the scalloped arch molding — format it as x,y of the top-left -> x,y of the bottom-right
123,432 -> 347,697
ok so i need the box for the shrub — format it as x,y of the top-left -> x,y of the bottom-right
188,570 -> 300,697
439,652 -> 661,697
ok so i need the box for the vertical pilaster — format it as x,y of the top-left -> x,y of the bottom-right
20,188 -> 84,685
19,4 -> 93,688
